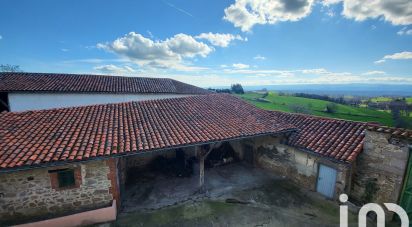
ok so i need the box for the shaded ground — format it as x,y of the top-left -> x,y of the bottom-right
110,163 -> 360,226
122,163 -> 274,212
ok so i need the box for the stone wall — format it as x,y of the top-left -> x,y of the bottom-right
253,135 -> 351,199
124,150 -> 176,169
228,140 -> 246,160
0,159 -> 115,225
351,130 -> 409,205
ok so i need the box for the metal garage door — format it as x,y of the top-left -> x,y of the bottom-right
317,164 -> 337,198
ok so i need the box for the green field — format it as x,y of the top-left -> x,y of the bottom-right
369,96 -> 412,104
369,97 -> 393,103
238,92 -> 399,127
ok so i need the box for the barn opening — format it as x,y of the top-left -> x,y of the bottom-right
118,141 -> 248,212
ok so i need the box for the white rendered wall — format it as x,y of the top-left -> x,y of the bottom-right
8,92 -> 193,112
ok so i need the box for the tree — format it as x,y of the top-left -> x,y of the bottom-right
325,103 -> 338,114
389,99 -> 409,128
0,64 -> 22,72
231,83 -> 244,94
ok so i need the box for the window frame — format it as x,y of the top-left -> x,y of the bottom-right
49,167 -> 80,190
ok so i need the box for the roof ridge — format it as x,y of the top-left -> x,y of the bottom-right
0,72 -> 211,94
267,109 -> 372,125
0,72 -> 174,80
0,93 -> 226,115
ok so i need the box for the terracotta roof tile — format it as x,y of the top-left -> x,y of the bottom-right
367,125 -> 412,139
0,72 -> 211,94
269,111 -> 368,163
0,94 -> 295,170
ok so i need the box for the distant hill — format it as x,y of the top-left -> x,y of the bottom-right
211,84 -> 412,97
237,92 -> 404,127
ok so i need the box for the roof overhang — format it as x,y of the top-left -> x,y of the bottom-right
0,129 -> 296,173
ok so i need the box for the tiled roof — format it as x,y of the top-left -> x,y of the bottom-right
0,94 -> 295,170
0,72 -> 211,94
367,125 -> 412,139
270,111 -> 368,163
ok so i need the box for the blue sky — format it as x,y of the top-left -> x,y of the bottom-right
0,0 -> 411,86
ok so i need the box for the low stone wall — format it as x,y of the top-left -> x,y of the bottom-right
254,135 -> 351,199
15,200 -> 117,227
0,159 -> 116,225
351,130 -> 409,206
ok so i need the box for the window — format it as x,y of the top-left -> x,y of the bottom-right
49,168 -> 76,188
57,169 -> 75,188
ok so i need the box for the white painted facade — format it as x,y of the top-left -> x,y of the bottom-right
8,92 -> 193,112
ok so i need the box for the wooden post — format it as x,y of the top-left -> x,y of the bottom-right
198,143 -> 220,192
199,155 -> 205,190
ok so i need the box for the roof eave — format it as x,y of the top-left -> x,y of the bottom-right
0,129 -> 297,173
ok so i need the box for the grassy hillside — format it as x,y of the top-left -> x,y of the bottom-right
369,96 -> 412,104
369,97 -> 393,103
238,92 -> 396,126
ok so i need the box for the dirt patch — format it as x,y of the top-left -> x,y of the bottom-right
114,200 -> 238,227
116,163 -> 361,226
232,179 -> 309,208
112,198 -> 356,227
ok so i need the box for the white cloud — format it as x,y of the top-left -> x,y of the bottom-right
398,27 -> 412,35
85,66 -> 412,87
301,68 -> 330,74
375,51 -> 412,64
362,70 -> 386,75
223,0 -> 314,32
97,32 -> 213,71
220,64 -> 229,68
94,64 -> 135,74
195,33 -> 246,47
224,0 -> 412,31
374,59 -> 386,64
219,67 -> 412,85
61,48 -> 69,52
62,58 -> 128,64
322,0 -> 342,6
232,63 -> 250,69
325,0 -> 412,26
254,55 -> 266,60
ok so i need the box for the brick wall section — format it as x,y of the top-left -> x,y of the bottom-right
0,160 -> 114,225
106,158 -> 120,209
254,135 -> 352,199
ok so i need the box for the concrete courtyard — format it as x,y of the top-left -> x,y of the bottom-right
99,162 -> 363,226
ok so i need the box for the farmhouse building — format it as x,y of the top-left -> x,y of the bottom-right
0,73 -> 411,225
0,72 -> 210,112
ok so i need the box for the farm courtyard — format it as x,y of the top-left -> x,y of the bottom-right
102,163 -> 361,227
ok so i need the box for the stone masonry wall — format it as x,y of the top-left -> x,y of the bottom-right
0,159 -> 115,225
254,135 -> 351,199
351,130 -> 409,205
125,150 -> 176,169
